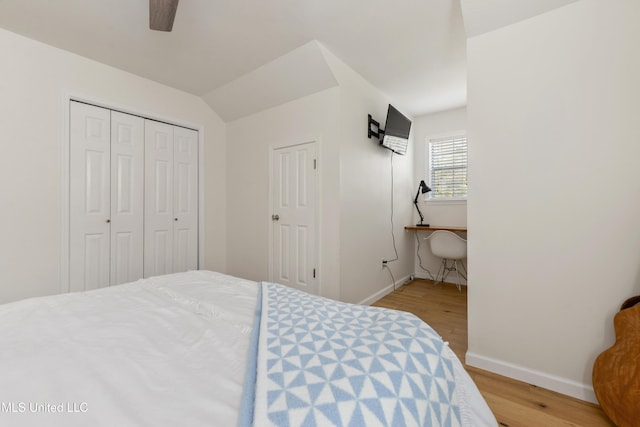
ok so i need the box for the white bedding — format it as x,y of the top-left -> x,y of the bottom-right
0,271 -> 258,427
0,271 -> 495,426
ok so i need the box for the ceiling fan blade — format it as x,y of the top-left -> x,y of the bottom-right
150,0 -> 179,32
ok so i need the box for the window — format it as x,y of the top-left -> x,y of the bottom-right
428,134 -> 467,200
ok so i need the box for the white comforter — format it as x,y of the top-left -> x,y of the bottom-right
0,271 -> 496,427
0,271 -> 258,427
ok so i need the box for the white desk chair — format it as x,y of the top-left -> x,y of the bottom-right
426,230 -> 467,292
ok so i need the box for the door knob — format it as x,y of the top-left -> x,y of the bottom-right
271,214 -> 280,221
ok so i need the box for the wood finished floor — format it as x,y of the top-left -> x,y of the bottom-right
371,279 -> 614,427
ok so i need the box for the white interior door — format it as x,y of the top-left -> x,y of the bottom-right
144,120 -> 174,277
271,142 -> 317,294
110,111 -> 144,285
70,102 -> 111,292
173,126 -> 198,273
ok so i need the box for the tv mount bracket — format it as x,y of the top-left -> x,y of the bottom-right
368,114 -> 385,140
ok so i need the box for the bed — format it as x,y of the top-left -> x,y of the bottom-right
0,270 -> 496,426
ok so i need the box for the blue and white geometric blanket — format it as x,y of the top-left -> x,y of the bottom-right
242,282 -> 467,427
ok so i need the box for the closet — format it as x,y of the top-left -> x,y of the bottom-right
144,120 -> 198,278
69,101 -> 198,292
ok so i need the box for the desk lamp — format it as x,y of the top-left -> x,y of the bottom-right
414,180 -> 432,226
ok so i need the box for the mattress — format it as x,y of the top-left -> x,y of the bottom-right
0,271 -> 496,426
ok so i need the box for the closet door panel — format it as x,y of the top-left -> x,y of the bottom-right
173,127 -> 199,272
70,102 -> 111,291
110,111 -> 144,285
70,103 -> 199,290
144,120 -> 174,277
152,230 -> 172,276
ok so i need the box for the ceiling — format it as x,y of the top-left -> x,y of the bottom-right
0,0 -> 578,120
460,0 -> 580,37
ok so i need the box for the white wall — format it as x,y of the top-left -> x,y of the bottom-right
0,28 -> 226,303
320,47 -> 415,304
225,46 -> 415,305
411,107 -> 467,280
466,0 -> 640,402
225,88 -> 343,300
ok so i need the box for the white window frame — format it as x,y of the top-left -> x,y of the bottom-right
425,132 -> 468,202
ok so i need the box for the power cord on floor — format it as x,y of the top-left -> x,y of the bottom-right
382,263 -> 397,291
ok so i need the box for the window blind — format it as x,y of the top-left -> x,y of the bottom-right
429,135 -> 467,199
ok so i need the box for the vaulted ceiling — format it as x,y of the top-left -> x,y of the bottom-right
0,0 -> 579,121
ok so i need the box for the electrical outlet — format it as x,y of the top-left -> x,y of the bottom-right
382,260 -> 387,268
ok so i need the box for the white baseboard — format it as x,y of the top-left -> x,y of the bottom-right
362,278 -> 598,404
358,274 -> 411,306
466,351 -> 597,404
413,272 -> 435,281
414,272 -> 467,287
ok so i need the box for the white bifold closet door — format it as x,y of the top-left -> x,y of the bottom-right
144,120 -> 198,277
69,102 -> 144,292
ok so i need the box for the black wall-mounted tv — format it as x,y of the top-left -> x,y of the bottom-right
380,105 -> 411,155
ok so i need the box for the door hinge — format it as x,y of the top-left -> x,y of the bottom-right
313,159 -> 317,170
313,268 -> 316,278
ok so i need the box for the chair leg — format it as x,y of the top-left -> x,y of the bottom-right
458,259 -> 468,280
434,259 -> 446,284
435,258 -> 466,292
441,259 -> 452,283
453,260 -> 463,293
